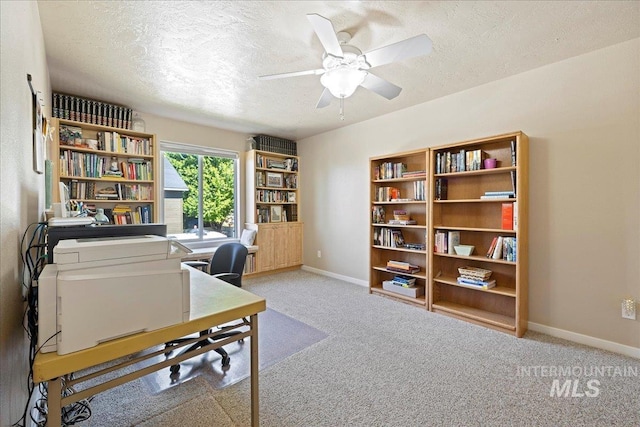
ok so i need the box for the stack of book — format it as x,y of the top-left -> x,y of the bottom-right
480,191 -> 515,199
457,266 -> 495,290
456,276 -> 496,290
386,260 -> 420,274
391,276 -> 416,287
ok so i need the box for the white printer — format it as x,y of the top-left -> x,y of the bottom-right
38,235 -> 191,355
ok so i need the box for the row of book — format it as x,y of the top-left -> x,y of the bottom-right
243,254 -> 256,274
375,161 -> 406,180
435,148 -> 485,174
434,230 -> 460,254
373,227 -> 405,248
256,189 -> 296,203
59,150 -> 153,180
255,153 -> 298,171
96,131 -> 152,155
108,204 -> 153,225
486,236 -> 517,261
66,180 -> 153,201
252,134 -> 297,156
53,93 -> 133,130
434,140 -> 516,174
435,178 -> 448,200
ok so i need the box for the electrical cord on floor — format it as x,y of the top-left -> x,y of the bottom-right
13,223 -> 94,427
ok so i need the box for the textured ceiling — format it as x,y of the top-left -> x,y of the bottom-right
37,1 -> 639,140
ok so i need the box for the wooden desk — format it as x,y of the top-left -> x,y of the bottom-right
33,266 -> 266,426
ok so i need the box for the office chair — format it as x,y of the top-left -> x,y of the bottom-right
165,242 -> 249,374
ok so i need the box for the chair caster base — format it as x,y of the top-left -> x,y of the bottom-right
170,364 -> 180,374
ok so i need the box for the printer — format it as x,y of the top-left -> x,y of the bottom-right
38,235 -> 191,355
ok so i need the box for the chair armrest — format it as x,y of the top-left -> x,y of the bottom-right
184,261 -> 209,272
211,273 -> 240,281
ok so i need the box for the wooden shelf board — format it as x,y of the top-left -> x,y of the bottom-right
59,146 -> 153,159
431,301 -> 516,331
433,252 -> 516,266
370,286 -> 426,306
60,176 -> 153,184
73,199 -> 154,203
434,198 -> 517,204
432,226 -> 516,234
434,166 -> 516,178
256,167 -> 297,174
256,202 -> 297,205
372,266 -> 427,280
372,223 -> 427,229
433,275 -> 516,297
372,176 -> 426,183
372,200 -> 426,205
372,245 -> 427,254
57,118 -> 153,137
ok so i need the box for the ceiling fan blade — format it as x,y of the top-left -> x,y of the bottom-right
360,73 -> 402,100
363,34 -> 432,68
315,88 -> 333,108
306,14 -> 343,57
258,69 -> 325,80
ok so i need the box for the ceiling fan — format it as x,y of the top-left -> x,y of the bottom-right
259,13 -> 433,119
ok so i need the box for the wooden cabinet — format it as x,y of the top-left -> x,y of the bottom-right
250,223 -> 303,273
429,131 -> 529,337
369,149 -> 429,307
246,149 -> 303,273
52,118 -> 158,223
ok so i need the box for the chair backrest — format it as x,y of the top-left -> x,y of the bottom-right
208,242 -> 248,287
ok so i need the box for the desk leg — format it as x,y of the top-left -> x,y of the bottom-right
48,377 -> 62,427
250,313 -> 259,427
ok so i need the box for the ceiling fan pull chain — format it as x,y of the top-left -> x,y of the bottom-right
339,97 -> 345,121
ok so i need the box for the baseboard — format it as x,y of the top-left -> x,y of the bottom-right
300,265 -> 368,287
528,322 -> 640,359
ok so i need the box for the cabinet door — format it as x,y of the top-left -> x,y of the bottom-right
256,225 -> 275,272
287,223 -> 303,266
273,225 -> 289,269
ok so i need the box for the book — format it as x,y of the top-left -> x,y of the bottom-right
435,178 -> 448,200
486,236 -> 499,257
502,203 -> 514,230
447,231 -> 460,254
492,236 -> 504,259
456,277 -> 496,290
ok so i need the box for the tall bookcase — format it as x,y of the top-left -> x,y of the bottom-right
246,150 -> 303,273
429,132 -> 529,337
52,118 -> 159,223
369,149 -> 429,307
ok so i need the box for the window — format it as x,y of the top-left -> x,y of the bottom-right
160,142 -> 239,243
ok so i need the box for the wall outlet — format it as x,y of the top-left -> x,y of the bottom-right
317,250 -> 322,258
622,298 -> 636,320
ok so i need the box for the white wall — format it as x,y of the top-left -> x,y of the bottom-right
0,2 -> 51,424
299,38 -> 640,350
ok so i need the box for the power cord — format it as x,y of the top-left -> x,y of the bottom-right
13,223 -> 94,427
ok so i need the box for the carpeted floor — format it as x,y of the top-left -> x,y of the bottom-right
77,270 -> 640,426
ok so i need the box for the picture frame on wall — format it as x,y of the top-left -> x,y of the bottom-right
270,205 -> 282,223
266,172 -> 283,188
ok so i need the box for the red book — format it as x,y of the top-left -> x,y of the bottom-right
502,203 -> 514,230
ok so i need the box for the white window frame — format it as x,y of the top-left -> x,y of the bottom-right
160,141 -> 240,248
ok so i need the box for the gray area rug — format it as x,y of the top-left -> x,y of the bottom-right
76,270 -> 639,426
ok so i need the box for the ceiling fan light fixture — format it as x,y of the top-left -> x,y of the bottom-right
320,67 -> 367,99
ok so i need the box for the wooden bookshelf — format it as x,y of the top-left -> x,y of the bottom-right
52,118 -> 158,224
369,149 -> 429,307
245,150 -> 302,274
429,131 -> 529,337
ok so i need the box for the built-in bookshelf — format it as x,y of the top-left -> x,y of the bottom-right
52,118 -> 159,224
369,149 -> 429,307
429,131 -> 529,337
246,150 -> 302,274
